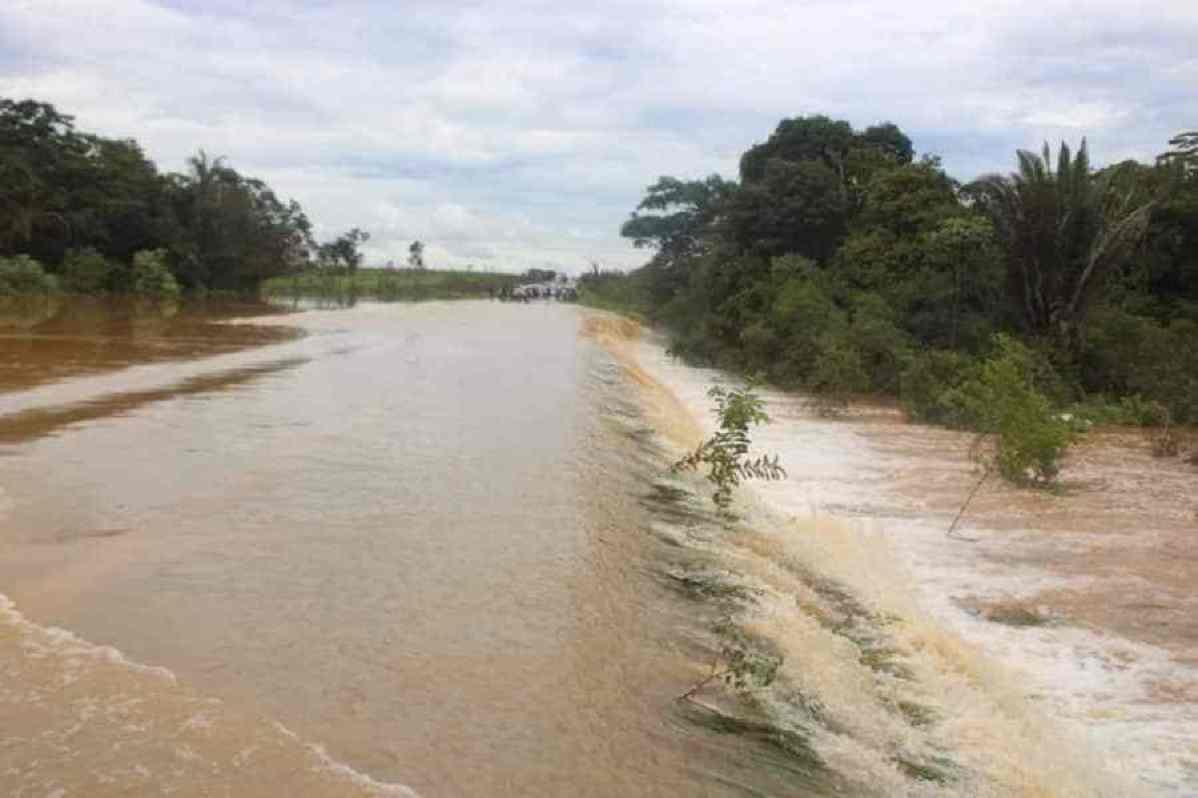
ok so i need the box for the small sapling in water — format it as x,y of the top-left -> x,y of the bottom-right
672,379 -> 786,512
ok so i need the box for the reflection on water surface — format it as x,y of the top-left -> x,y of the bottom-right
0,296 -> 299,395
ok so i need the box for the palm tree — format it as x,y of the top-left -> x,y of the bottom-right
182,150 -> 233,275
972,140 -> 1152,353
1157,130 -> 1197,172
186,150 -> 228,229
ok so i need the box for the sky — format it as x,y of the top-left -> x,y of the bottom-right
1,1 -> 1195,274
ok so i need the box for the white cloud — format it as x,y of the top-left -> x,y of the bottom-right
1,0 -> 1195,272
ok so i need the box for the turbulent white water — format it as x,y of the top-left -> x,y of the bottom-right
630,332 -> 1197,797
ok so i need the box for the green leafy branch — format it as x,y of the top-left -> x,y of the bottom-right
672,381 -> 787,511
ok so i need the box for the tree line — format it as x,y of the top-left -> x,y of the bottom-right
0,97 -> 370,297
583,115 -> 1198,478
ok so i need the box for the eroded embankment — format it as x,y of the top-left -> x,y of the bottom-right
583,311 -> 1150,797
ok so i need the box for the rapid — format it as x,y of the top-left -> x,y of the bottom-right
0,298 -> 1193,795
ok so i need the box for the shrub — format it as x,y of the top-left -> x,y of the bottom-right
769,276 -> 846,382
1083,306 -> 1198,424
60,247 -> 119,293
901,349 -> 976,424
847,292 -> 913,394
808,335 -> 869,416
1123,396 -> 1171,427
739,320 -> 781,374
673,380 -> 786,511
130,249 -> 180,298
953,335 -> 1074,485
0,255 -> 59,295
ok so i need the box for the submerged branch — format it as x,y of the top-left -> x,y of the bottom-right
947,435 -> 993,542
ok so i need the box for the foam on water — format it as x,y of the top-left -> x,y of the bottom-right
617,326 -> 1192,796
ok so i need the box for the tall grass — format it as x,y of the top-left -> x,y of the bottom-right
262,268 -> 521,301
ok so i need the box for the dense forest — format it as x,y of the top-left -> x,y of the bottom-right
0,98 -> 367,297
582,116 -> 1197,476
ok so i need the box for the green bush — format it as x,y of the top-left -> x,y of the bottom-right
0,255 -> 59,295
901,349 -> 976,425
1082,306 -> 1198,424
672,381 -> 786,511
808,334 -> 869,416
130,249 -> 180,298
953,335 -> 1073,485
739,319 -> 781,374
1066,394 -> 1173,428
60,247 -> 119,293
769,276 -> 847,384
846,291 -> 913,393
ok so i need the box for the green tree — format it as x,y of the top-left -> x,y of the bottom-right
921,217 -> 1003,348
739,115 -> 914,211
858,122 -> 915,165
0,99 -> 169,266
0,155 -> 68,254
0,100 -> 79,258
319,228 -> 370,272
724,158 -> 847,261
971,140 -> 1153,353
852,159 -> 959,238
621,175 -> 733,254
166,151 -> 313,290
1121,155 -> 1198,318
408,240 -> 425,270
739,115 -> 857,184
621,175 -> 734,305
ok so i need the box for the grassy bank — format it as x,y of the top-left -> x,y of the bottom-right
577,270 -> 653,320
262,268 -> 521,300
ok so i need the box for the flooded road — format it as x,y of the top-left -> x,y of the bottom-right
0,300 -> 816,796
2,299 -> 1192,796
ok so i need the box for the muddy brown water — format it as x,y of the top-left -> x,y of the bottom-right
635,337 -> 1198,796
3,298 -> 1193,796
0,299 -> 822,797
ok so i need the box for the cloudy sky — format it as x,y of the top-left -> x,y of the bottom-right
1,1 -> 1195,273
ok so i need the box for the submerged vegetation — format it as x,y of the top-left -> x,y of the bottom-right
584,115 -> 1198,484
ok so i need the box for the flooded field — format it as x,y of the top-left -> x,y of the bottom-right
1,299 -> 1193,795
